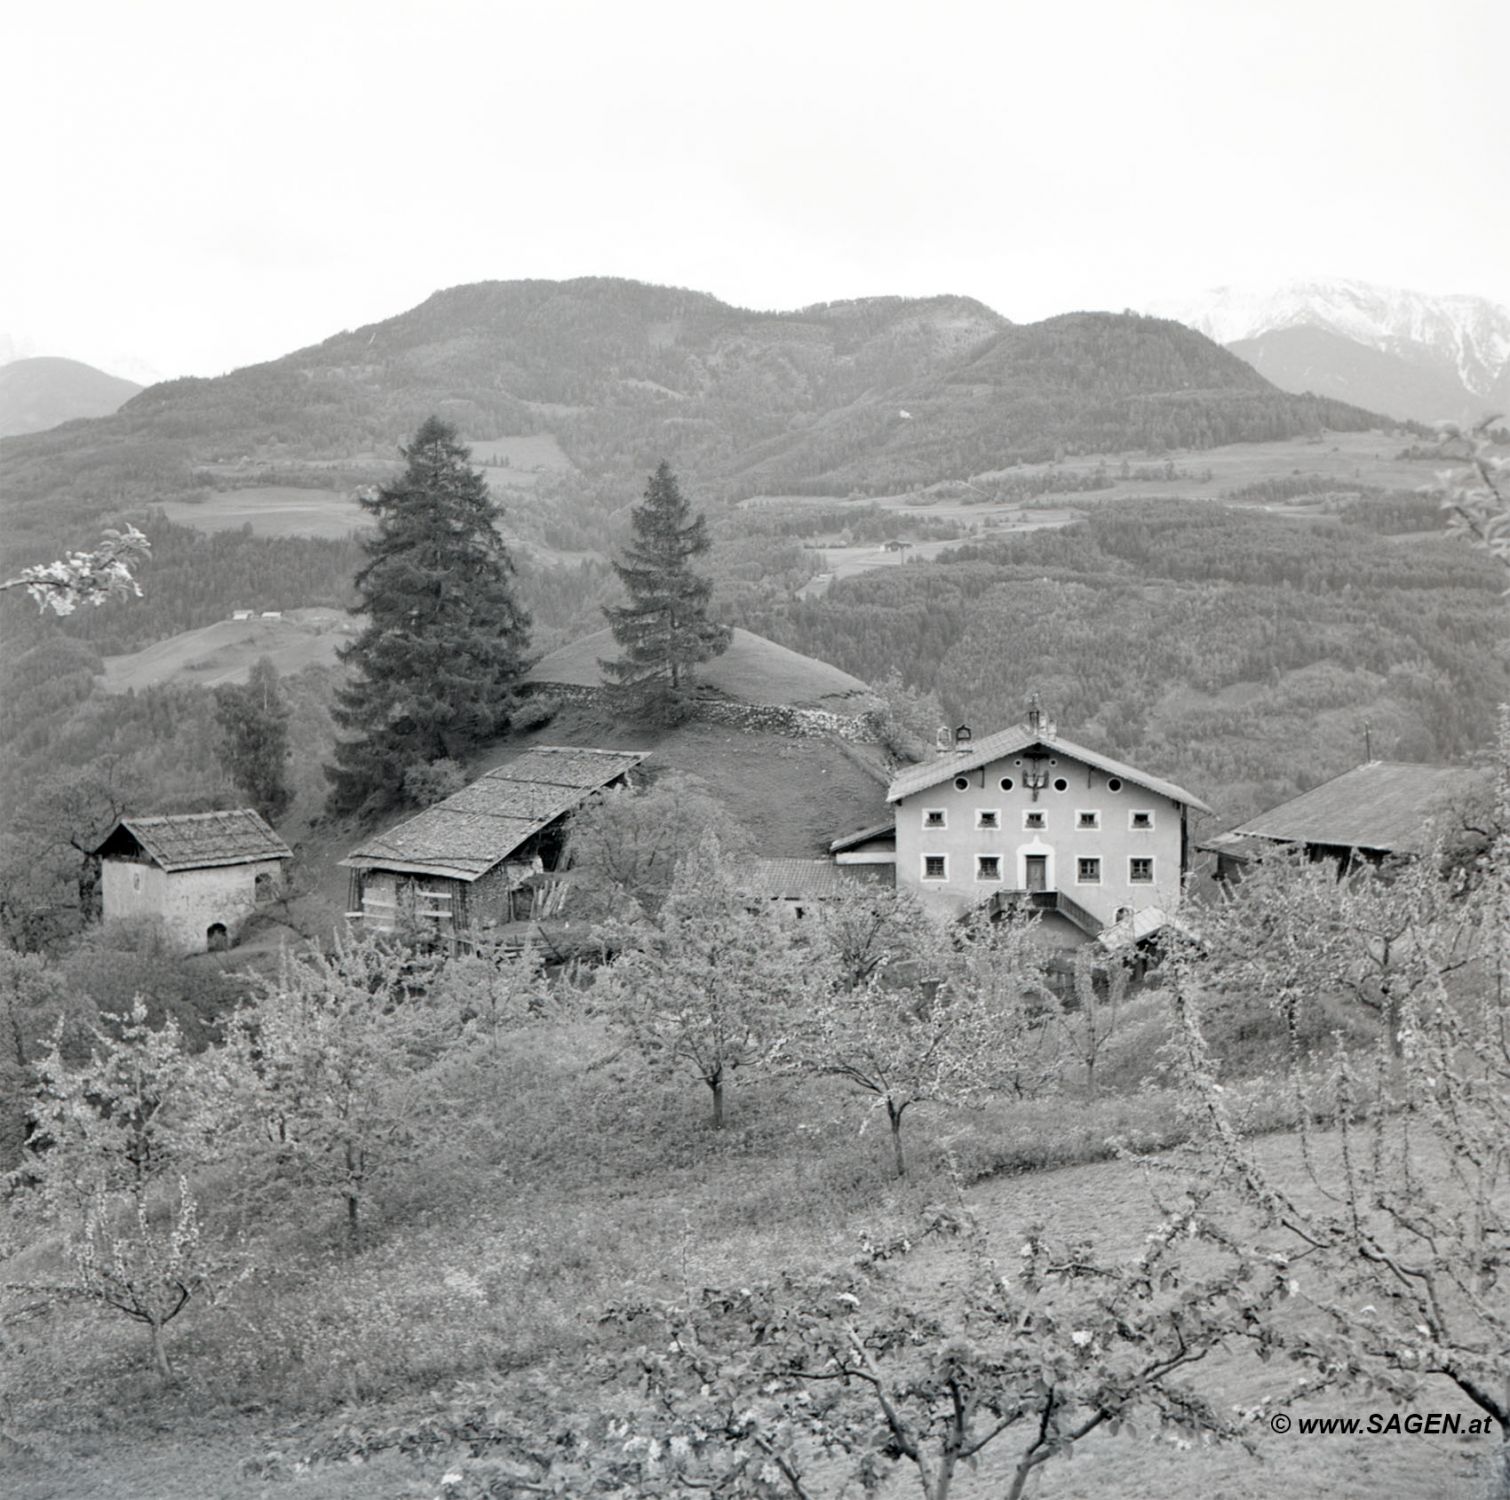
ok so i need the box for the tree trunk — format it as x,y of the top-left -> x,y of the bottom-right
709,1075 -> 724,1130
346,1190 -> 361,1250
889,1102 -> 907,1179
148,1318 -> 172,1379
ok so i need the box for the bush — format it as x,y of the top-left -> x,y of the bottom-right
514,693 -> 562,732
402,758 -> 468,807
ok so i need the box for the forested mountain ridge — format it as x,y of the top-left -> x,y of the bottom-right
0,278 -> 1398,575
746,500 -> 1508,826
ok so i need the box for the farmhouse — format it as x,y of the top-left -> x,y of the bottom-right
342,746 -> 647,939
1201,761 -> 1483,880
860,702 -> 1210,940
92,809 -> 292,952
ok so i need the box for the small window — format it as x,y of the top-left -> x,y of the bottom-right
1130,810 -> 1154,830
976,855 -> 1002,881
1107,777 -> 1123,793
999,776 -> 1015,792
953,775 -> 971,792
924,809 -> 946,829
922,854 -> 948,881
1024,809 -> 1046,830
1052,777 -> 1069,793
1129,857 -> 1154,883
1077,857 -> 1101,884
977,809 -> 999,829
1076,810 -> 1099,830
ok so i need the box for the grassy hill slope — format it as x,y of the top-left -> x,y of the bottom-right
526,625 -> 880,710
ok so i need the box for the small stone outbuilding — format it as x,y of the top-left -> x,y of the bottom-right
92,809 -> 293,952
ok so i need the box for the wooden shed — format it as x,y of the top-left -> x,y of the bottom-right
341,747 -> 648,940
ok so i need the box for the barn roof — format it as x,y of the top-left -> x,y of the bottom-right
342,747 -> 648,881
1202,761 -> 1483,858
887,725 -> 1211,813
743,859 -> 889,899
94,810 -> 292,872
828,820 -> 896,854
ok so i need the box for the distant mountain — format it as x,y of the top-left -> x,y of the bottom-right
0,277 -> 1393,563
0,356 -> 143,437
1151,278 -> 1510,423
1226,326 -> 1480,426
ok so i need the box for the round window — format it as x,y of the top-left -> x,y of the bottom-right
1052,777 -> 1068,792
954,776 -> 970,792
1107,777 -> 1123,793
999,776 -> 1015,792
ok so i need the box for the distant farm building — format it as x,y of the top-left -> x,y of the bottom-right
92,810 -> 292,952
835,702 -> 1210,946
342,747 -> 647,940
1201,761 -> 1483,879
742,858 -> 886,920
259,610 -> 283,620
231,609 -> 254,621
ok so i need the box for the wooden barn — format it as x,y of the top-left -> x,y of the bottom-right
92,809 -> 292,952
341,747 -> 648,941
1201,761 -> 1484,880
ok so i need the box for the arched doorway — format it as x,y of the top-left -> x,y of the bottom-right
206,922 -> 229,952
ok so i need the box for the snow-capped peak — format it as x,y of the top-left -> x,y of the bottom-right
1146,277 -> 1510,396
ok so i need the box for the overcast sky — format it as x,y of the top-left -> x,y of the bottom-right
7,0 -> 1506,382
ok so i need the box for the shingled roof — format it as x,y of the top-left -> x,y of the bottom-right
94,810 -> 292,872
342,747 -> 648,882
1203,761 -> 1483,859
743,859 -> 888,899
887,725 -> 1211,813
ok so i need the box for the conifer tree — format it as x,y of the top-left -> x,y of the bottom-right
600,462 -> 730,722
326,418 -> 531,814
214,656 -> 292,824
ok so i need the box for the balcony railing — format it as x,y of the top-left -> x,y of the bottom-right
987,888 -> 1104,937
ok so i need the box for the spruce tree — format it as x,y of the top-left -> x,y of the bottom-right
326,418 -> 531,814
601,462 -> 730,722
214,656 -> 292,824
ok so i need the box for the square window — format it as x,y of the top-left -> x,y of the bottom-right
922,854 -> 947,881
977,810 -> 999,830
924,809 -> 946,829
1129,857 -> 1154,883
1131,810 -> 1154,830
1076,810 -> 1099,829
1024,810 -> 1046,830
976,855 -> 1002,881
1077,857 -> 1101,884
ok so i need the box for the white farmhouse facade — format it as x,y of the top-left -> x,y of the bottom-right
92,809 -> 292,952
883,706 -> 1210,939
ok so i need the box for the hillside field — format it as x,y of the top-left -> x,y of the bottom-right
98,609 -> 351,693
155,486 -> 364,538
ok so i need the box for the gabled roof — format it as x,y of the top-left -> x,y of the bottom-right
828,820 -> 896,854
342,747 -> 648,881
886,725 -> 1211,813
743,859 -> 889,899
94,810 -> 292,872
1203,761 -> 1482,857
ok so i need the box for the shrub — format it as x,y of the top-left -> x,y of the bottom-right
402,758 -> 468,807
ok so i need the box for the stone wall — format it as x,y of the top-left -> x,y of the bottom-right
522,680 -> 883,743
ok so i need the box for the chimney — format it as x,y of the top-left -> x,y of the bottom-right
953,724 -> 973,756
